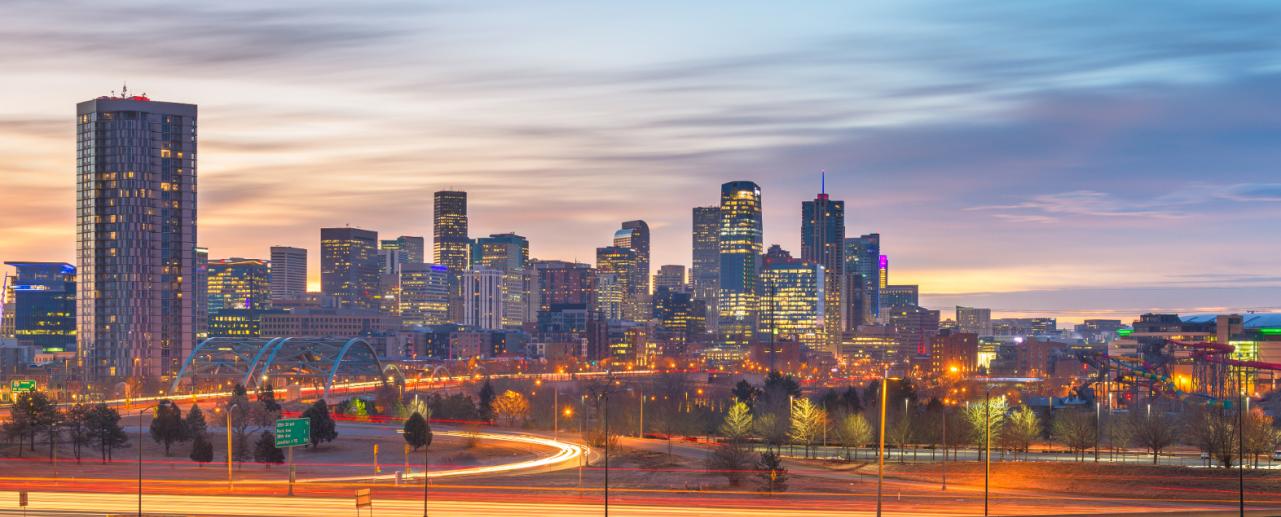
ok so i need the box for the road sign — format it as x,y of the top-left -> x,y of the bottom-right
355,488 -> 372,508
18,491 -> 27,506
11,380 -> 36,393
275,417 -> 310,448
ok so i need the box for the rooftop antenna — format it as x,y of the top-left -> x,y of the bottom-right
821,170 -> 826,194
121,83 -> 128,98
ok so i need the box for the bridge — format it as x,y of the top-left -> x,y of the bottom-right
169,337 -> 394,398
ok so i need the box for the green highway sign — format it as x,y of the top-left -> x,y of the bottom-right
275,417 -> 311,448
10,380 -> 36,393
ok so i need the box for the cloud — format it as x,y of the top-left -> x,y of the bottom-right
1219,183 -> 1281,202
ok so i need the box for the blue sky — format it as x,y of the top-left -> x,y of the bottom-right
1,0 -> 1279,322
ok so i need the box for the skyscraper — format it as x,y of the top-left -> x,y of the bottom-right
956,306 -> 993,337
844,233 -> 881,326
615,220 -> 650,294
76,92 -> 197,379
595,245 -> 640,320
320,227 -> 380,310
269,246 -> 308,304
399,263 -> 451,326
529,260 -> 595,314
2,262 -> 76,353
380,236 -> 425,265
717,181 -> 763,348
691,206 -> 720,329
194,247 -> 208,340
802,183 -> 846,342
206,258 -> 271,313
760,259 -> 827,352
433,191 -> 470,271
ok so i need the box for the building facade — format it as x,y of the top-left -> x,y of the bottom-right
717,181 -> 763,348
321,227 -> 380,310
433,191 -> 470,271
843,233 -> 881,326
653,265 -> 687,293
691,206 -> 720,327
2,262 -> 76,352
76,94 -> 197,379
956,306 -> 993,337
463,268 -> 504,330
380,236 -> 425,265
269,246 -> 307,304
760,260 -> 828,352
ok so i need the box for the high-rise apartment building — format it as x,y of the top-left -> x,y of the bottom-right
462,268 -> 503,330
2,262 -> 76,352
269,246 -> 307,303
194,247 -> 208,340
691,206 -> 720,328
529,260 -> 594,316
321,227 -> 380,310
615,220 -> 650,294
433,191 -> 470,271
956,306 -> 993,337
76,93 -> 197,379
717,181 -> 763,348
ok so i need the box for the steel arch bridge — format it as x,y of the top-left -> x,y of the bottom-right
170,337 -> 389,398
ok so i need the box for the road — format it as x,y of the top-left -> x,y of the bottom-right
1,489 -> 1278,516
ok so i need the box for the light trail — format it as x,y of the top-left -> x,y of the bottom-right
303,430 -> 588,483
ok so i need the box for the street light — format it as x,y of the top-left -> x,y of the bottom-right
136,403 -> 160,517
876,366 -> 888,517
226,402 -> 240,491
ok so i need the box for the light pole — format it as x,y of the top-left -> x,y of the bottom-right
603,370 -> 612,517
1238,367 -> 1245,516
876,366 -> 888,517
136,404 -> 159,517
941,405 -> 947,491
984,386 -> 991,517
226,402 -> 240,491
1094,400 -> 1101,463
423,437 -> 430,517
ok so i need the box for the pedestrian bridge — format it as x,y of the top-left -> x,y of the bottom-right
169,337 -> 392,398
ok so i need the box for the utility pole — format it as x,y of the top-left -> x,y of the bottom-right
1239,367 -> 1245,516
553,389 -> 559,441
941,406 -> 947,491
226,403 -> 238,491
985,387 -> 991,517
604,370 -> 611,517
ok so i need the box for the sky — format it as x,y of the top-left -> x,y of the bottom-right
1,0 -> 1279,323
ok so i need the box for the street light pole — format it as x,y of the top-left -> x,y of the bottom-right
423,438 -> 430,517
985,387 -> 991,517
604,370 -> 611,517
136,404 -> 158,517
941,406 -> 947,491
1239,367 -> 1245,516
876,366 -> 888,517
226,402 -> 239,491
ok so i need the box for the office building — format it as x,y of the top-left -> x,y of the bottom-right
653,265 -> 687,293
887,305 -> 941,359
802,185 -> 845,343
760,259 -> 828,352
930,330 -> 979,377
2,262 -> 76,352
594,273 -> 626,320
433,191 -> 470,271
717,181 -> 763,347
956,306 -> 993,337
269,246 -> 307,304
844,233 -> 881,326
596,245 -> 642,320
260,308 -> 400,337
399,263 -> 451,326
76,93 -> 197,379
880,285 -> 919,313
529,260 -> 594,315
380,236 -> 425,265
206,258 -> 270,314
473,233 -> 529,272
615,220 -> 650,294
194,247 -> 208,340
691,206 -> 720,325
879,255 -> 889,288
321,227 -> 380,310
463,268 -> 503,330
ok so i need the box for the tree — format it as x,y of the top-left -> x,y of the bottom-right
720,401 -> 754,442
253,431 -> 285,466
1242,408 -> 1278,467
833,411 -> 873,460
478,379 -> 496,422
1127,408 -> 1173,464
1001,406 -> 1041,460
185,404 -> 208,439
1185,404 -> 1237,468
149,400 -> 188,456
1052,409 -> 1097,461
376,381 -> 403,417
886,411 -> 912,463
705,442 -> 755,487
492,390 -> 530,427
64,404 -> 92,462
788,398 -> 825,458
754,413 -> 788,453
732,380 -> 761,407
10,391 -> 58,457
85,404 -> 128,463
963,396 -> 1007,460
301,399 -> 338,450
403,412 -> 431,451
190,433 -> 214,466
253,384 -> 282,429
226,384 -> 253,461
758,451 -> 788,493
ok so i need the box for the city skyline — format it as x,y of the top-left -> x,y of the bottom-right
3,1 -> 1281,322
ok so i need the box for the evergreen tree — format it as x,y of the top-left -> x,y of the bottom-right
301,399 -> 338,450
64,404 -> 92,462
190,433 -> 214,466
731,380 -> 761,407
253,431 -> 286,466
149,400 -> 188,456
185,404 -> 208,438
403,412 -> 431,451
478,379 -> 496,422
